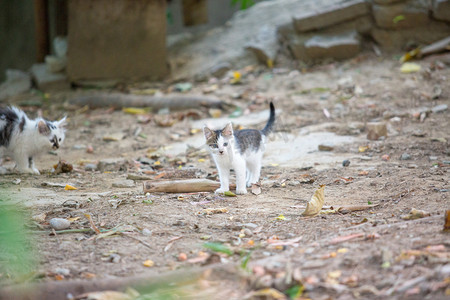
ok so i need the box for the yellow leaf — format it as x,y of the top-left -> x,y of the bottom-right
65,184 -> 77,190
400,47 -> 421,63
230,71 -> 241,84
198,158 -> 205,162
250,288 -> 286,299
154,161 -> 161,165
302,185 -> 325,217
400,62 -> 421,73
328,270 -> 342,279
190,128 -> 201,134
358,145 -> 369,153
122,107 -> 151,115
270,163 -> 279,167
143,260 -> 154,267
267,59 -> 273,68
67,217 -> 80,222
177,196 -> 184,201
337,248 -> 349,254
276,214 -> 286,220
239,233 -> 245,238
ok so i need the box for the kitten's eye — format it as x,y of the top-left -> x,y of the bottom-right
59,138 -> 61,142
209,144 -> 218,149
223,142 -> 228,147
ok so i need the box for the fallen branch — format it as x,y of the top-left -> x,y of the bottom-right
69,93 -> 223,110
143,179 -> 235,193
121,232 -> 153,250
337,204 -> 380,214
47,228 -> 92,235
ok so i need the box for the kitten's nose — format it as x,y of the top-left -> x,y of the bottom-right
219,150 -> 224,154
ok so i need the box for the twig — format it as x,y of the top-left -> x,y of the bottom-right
121,232 -> 153,250
84,213 -> 100,234
51,228 -> 61,244
164,236 -> 184,252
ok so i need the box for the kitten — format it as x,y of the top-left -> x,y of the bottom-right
203,102 -> 275,195
0,106 -> 66,174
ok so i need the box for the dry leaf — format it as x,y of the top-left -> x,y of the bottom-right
302,185 -> 325,217
251,183 -> 261,195
400,62 -> 421,73
143,259 -> 154,267
444,210 -> 450,232
198,208 -> 229,215
64,184 -> 77,190
401,208 -> 431,220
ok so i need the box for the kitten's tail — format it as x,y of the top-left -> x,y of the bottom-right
261,102 -> 275,136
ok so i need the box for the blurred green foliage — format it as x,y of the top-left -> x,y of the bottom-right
231,0 -> 255,10
0,197 -> 36,281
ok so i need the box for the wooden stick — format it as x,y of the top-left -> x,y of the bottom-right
69,93 -> 223,110
143,179 -> 236,193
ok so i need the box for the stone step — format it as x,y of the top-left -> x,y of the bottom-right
293,0 -> 369,32
304,30 -> 361,61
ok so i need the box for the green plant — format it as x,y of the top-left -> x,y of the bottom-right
231,0 -> 255,10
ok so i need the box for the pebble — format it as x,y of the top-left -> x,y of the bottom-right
112,179 -> 135,188
381,154 -> 390,161
243,228 -> 253,237
431,104 -> 448,113
109,253 -> 121,263
400,153 -> 411,160
142,228 -> 152,236
54,267 -> 70,276
342,160 -> 350,167
49,218 -> 71,230
72,144 -> 86,150
85,163 -> 97,171
429,156 -> 438,161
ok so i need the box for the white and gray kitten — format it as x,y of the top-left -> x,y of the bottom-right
203,102 -> 275,195
0,106 -> 66,174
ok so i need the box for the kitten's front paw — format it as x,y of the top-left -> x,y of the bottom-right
215,188 -> 229,194
236,188 -> 247,195
32,168 -> 40,175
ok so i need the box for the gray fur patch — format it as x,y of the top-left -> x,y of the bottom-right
234,129 -> 262,154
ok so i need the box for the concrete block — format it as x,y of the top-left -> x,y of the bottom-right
372,0 -> 429,29
31,64 -> 70,91
0,69 -> 32,100
432,0 -> 450,22
293,0 -> 369,32
371,21 -> 450,50
245,25 -> 279,64
67,0 -> 167,81
304,31 -> 361,61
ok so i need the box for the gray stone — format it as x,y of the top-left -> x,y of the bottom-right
97,158 -> 128,172
293,0 -> 369,32
245,25 -> 279,63
367,122 -> 387,140
49,218 -> 71,230
374,0 -> 405,3
372,1 -> 429,29
304,31 -> 361,61
30,63 -> 70,91
45,55 -> 67,73
54,267 -> 70,276
431,104 -> 448,113
0,69 -> 32,100
209,62 -> 231,78
432,0 -> 450,22
400,153 -> 411,160
371,21 -> 450,50
112,179 -> 135,188
138,157 -> 154,165
84,163 -> 97,171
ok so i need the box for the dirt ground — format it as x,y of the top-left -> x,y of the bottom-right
0,53 -> 449,299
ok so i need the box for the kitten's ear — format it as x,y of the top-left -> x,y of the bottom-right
38,120 -> 50,136
222,123 -> 233,138
57,116 -> 67,128
203,126 -> 213,140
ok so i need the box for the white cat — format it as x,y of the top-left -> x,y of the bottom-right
203,102 -> 275,195
0,106 -> 66,174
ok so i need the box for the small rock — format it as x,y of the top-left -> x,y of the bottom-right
431,104 -> 448,114
49,218 -> 71,230
32,213 -> 47,223
112,179 -> 135,188
429,156 -> 438,161
30,63 -> 70,91
54,267 -> 70,276
178,253 -> 188,261
209,62 -> 231,78
86,145 -> 94,153
400,153 -> 411,160
318,144 -> 334,151
381,154 -> 390,161
138,157 -> 154,165
243,228 -> 253,237
12,178 -> 21,185
367,122 -> 387,140
142,228 -> 152,236
72,144 -> 86,150
84,163 -> 97,171
342,160 -> 351,167
98,158 -> 128,172
109,253 -> 121,263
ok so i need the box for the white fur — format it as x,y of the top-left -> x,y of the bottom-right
204,123 -> 266,195
0,107 -> 66,174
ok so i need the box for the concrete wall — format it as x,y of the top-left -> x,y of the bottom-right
0,1 -> 36,82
